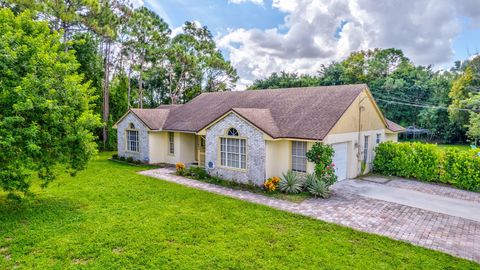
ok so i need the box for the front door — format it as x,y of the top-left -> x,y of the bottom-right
196,135 -> 206,166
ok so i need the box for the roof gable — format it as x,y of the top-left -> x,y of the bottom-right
113,109 -> 171,130
163,84 -> 367,140
113,84 -> 371,140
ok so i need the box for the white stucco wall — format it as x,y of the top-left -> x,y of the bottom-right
323,128 -> 389,178
149,131 -> 196,165
265,140 -> 315,179
205,113 -> 266,185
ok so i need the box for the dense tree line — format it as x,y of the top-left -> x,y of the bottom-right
249,49 -> 480,144
0,1 -> 237,194
0,0 -> 238,150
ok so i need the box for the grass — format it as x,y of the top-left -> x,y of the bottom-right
0,153 -> 478,269
437,144 -> 473,151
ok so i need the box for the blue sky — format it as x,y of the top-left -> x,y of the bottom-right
145,0 -> 284,34
144,0 -> 480,87
453,17 -> 480,61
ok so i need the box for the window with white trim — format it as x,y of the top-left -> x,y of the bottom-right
376,134 -> 381,144
126,123 -> 139,152
291,141 -> 307,173
364,135 -> 369,162
220,128 -> 246,169
168,132 -> 174,154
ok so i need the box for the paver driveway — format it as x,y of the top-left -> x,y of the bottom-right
140,168 -> 480,263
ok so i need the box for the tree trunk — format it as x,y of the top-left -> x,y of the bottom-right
102,41 -> 111,149
127,62 -> 132,109
138,55 -> 144,109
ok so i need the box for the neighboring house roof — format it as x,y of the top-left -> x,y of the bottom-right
115,84 -> 404,140
386,119 -> 406,133
130,109 -> 171,130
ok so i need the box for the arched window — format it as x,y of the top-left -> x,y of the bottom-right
227,128 -> 239,136
126,123 -> 139,152
221,127 -> 246,169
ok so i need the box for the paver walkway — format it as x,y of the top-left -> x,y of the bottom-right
139,168 -> 480,263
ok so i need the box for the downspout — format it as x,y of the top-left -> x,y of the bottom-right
357,96 -> 367,172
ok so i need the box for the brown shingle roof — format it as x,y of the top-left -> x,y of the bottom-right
386,119 -> 405,133
232,108 -> 280,138
162,84 -> 367,140
130,109 -> 171,130
156,104 -> 182,109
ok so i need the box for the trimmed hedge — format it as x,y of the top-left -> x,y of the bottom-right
373,142 -> 480,192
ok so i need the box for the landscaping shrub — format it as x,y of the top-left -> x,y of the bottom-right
187,166 -> 209,179
440,149 -> 480,192
374,142 -> 480,192
304,142 -> 337,197
279,171 -> 304,194
175,162 -> 186,175
304,173 -> 317,189
307,179 -> 329,198
263,176 -> 280,192
374,142 -> 441,181
126,157 -> 134,163
112,154 -> 118,159
306,143 -> 336,182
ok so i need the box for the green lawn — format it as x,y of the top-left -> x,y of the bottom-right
437,144 -> 473,151
0,153 -> 478,269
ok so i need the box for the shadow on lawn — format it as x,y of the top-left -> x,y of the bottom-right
0,195 -> 83,229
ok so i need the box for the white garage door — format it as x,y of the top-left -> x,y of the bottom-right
331,143 -> 348,181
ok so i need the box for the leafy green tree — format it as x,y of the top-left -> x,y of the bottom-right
449,67 -> 475,126
2,0 -> 101,42
71,33 -> 104,113
106,72 -> 130,148
166,21 -> 238,103
459,56 -> 480,143
0,9 -> 101,195
123,6 -> 170,108
88,0 -> 130,149
249,48 -> 468,143
248,72 -> 320,90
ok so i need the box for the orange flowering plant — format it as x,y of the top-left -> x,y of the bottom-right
175,162 -> 186,174
263,176 -> 281,192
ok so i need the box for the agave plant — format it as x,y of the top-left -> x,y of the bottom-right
304,172 -> 317,188
307,180 -> 330,198
279,171 -> 304,194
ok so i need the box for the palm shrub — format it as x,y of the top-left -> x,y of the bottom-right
279,171 -> 304,194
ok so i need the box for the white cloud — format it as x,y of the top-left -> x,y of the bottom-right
143,0 -> 172,25
130,0 -> 144,9
219,0 -> 480,88
228,0 -> 264,6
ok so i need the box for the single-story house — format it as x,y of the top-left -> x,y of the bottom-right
113,84 -> 404,184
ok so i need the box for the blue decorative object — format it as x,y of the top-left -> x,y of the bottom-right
208,161 -> 214,169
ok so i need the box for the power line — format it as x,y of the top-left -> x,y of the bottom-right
376,98 -> 479,112
374,93 -> 433,107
